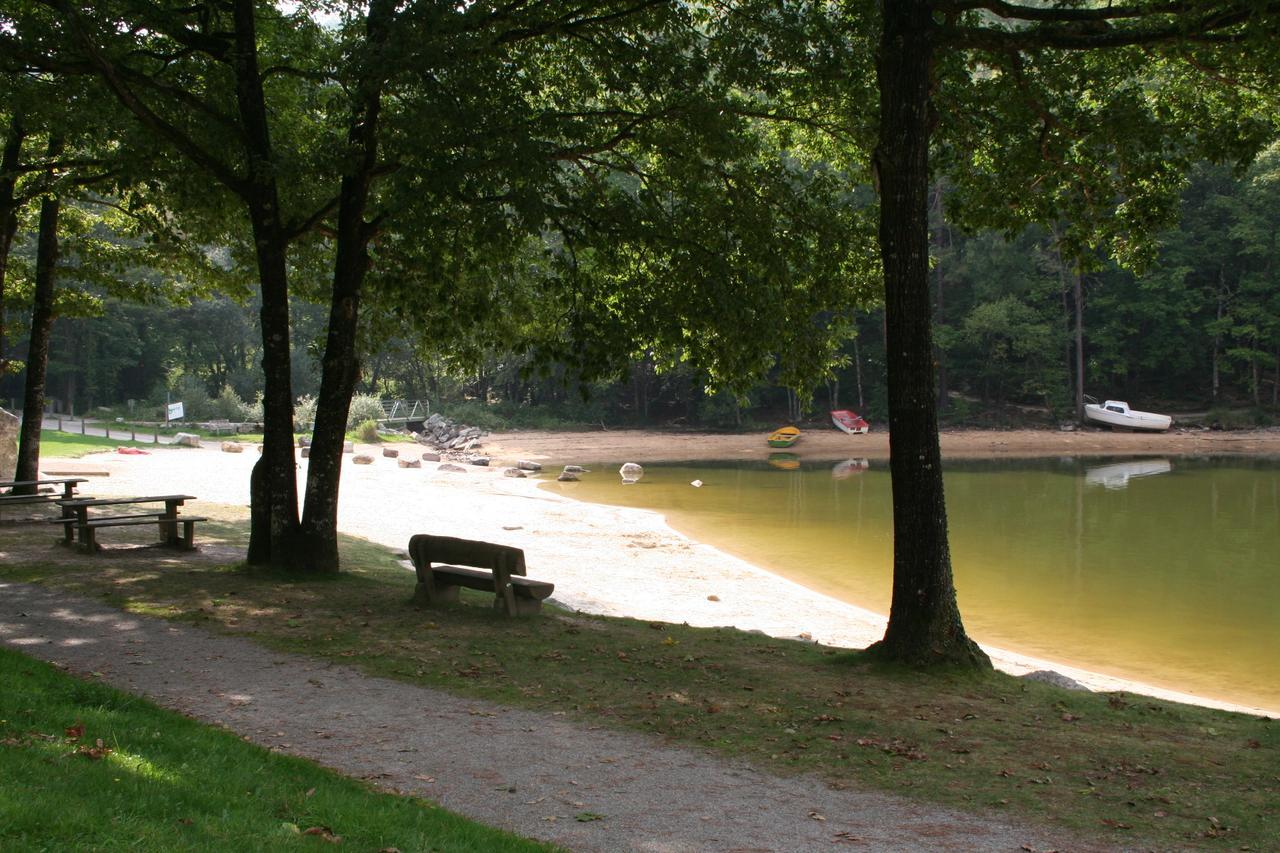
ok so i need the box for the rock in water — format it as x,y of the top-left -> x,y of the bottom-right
221,441 -> 243,453
382,447 -> 399,458
619,462 -> 643,484
690,479 -> 703,488
563,465 -> 589,474
557,471 -> 579,482
437,463 -> 468,473
397,457 -> 421,468
516,460 -> 542,472
352,454 -> 374,465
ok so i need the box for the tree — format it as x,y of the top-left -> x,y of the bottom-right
864,0 -> 1279,666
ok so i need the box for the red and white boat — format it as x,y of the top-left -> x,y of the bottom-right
830,409 -> 870,434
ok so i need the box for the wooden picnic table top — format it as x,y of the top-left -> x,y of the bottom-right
0,477 -> 89,490
58,494 -> 195,509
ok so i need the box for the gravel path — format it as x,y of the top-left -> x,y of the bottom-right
0,582 -> 1094,852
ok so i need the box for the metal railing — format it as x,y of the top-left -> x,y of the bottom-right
379,400 -> 429,422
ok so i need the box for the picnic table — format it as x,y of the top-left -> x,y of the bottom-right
54,494 -> 206,551
0,478 -> 89,518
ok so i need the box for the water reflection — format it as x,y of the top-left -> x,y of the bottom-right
1084,458 -> 1172,490
831,458 -> 869,480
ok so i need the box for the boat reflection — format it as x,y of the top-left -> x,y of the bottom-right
831,458 -> 869,480
1084,458 -> 1172,490
767,453 -> 800,470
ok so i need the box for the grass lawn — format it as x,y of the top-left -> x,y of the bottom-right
1,505 -> 1275,849
36,431 -> 159,458
0,647 -> 553,851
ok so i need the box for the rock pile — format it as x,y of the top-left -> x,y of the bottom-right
415,413 -> 487,452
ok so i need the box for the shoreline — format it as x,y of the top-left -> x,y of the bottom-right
530,477 -> 1279,719
482,425 -> 1280,464
484,427 -> 1280,718
40,427 -> 1280,719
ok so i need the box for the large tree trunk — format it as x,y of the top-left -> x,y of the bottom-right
866,2 -> 989,669
930,183 -> 948,412
1074,265 -> 1085,421
231,0 -> 299,565
0,114 -> 26,378
14,137 -> 64,493
298,0 -> 394,572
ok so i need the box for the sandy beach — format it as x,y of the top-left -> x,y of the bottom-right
42,426 -> 1280,719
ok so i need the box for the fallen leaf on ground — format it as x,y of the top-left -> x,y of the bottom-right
302,826 -> 342,843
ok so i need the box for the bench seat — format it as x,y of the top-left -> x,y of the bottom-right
75,515 -> 208,551
50,511 -> 163,542
0,492 -> 59,504
408,533 -> 553,616
429,564 -> 554,599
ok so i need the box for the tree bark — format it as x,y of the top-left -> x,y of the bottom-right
298,0 -> 395,572
0,114 -> 26,378
866,1 -> 989,669
1073,265 -> 1085,420
230,0 -> 299,565
930,183 -> 948,412
14,137 -> 64,493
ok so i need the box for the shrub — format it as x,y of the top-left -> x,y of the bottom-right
167,374 -> 213,421
346,393 -> 385,429
354,418 -> 380,443
294,395 -> 318,431
241,392 -> 264,423
210,385 -> 247,421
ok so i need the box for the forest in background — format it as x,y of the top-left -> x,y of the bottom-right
3,147 -> 1276,432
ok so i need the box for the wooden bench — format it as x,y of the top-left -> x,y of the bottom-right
1,477 -> 88,500
56,495 -> 205,552
0,478 -> 89,520
408,534 -> 553,616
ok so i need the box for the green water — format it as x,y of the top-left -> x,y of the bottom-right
548,456 -> 1280,713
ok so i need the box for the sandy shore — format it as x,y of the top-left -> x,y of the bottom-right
484,425 -> 1280,464
42,426 -> 1280,719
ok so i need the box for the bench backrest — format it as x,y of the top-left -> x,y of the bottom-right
408,534 -> 526,577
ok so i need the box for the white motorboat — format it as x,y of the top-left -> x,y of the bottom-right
1083,398 -> 1172,432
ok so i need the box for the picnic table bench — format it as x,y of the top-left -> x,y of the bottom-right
0,478 -> 89,518
408,534 -> 553,616
54,494 -> 206,552
0,477 -> 88,502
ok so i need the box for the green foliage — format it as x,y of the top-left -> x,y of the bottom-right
294,395 -> 318,431
1206,407 -> 1275,430
345,394 -> 384,430
209,385 -> 247,421
353,419 -> 380,443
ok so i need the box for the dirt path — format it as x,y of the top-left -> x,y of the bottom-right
1,581 -> 1093,852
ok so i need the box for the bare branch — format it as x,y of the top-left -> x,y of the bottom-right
937,0 -> 1192,23
945,3 -> 1278,51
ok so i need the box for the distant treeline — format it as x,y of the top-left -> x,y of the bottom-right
3,155 -> 1277,430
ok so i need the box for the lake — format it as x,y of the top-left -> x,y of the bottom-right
548,456 -> 1280,713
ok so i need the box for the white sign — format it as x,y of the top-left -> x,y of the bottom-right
167,402 -> 185,421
